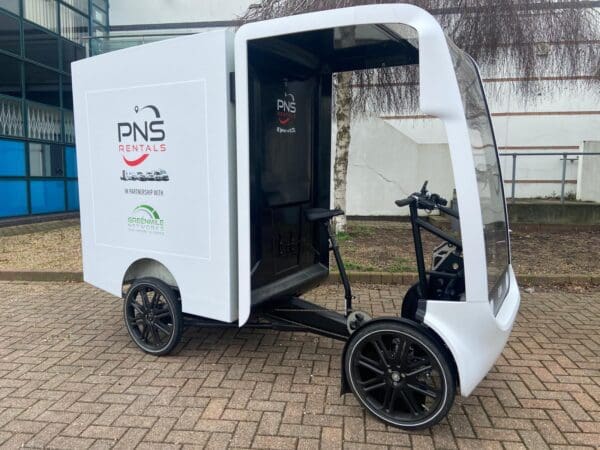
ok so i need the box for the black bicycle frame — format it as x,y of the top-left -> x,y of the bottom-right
407,202 -> 462,298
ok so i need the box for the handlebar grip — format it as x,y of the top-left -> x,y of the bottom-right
395,198 -> 413,208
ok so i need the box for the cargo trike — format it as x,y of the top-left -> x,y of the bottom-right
73,4 -> 520,429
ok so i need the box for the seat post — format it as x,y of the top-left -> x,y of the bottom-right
325,221 -> 353,314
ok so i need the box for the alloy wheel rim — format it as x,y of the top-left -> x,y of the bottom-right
126,285 -> 174,350
350,330 -> 444,424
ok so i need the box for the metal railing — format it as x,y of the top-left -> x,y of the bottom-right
500,152 -> 600,204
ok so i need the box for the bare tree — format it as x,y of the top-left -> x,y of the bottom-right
243,0 -> 599,231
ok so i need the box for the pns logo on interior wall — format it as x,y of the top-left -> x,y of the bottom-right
117,105 -> 167,167
276,82 -> 297,134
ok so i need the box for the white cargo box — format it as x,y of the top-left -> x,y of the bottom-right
73,30 -> 238,322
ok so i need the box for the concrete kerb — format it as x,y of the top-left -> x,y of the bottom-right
0,270 -> 597,286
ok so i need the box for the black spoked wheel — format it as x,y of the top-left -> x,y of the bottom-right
345,320 -> 455,429
123,278 -> 183,356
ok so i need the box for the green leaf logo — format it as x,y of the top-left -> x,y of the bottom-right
132,204 -> 161,220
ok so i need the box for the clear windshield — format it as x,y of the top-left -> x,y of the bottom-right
448,41 -> 510,313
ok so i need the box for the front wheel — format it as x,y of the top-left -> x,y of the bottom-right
345,320 -> 455,429
123,278 -> 183,356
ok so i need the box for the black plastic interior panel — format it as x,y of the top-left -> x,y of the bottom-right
249,39 -> 332,296
247,24 -> 417,299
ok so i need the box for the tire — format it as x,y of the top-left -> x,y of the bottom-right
345,319 -> 455,429
123,278 -> 183,356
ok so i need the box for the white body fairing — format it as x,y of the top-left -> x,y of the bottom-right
73,30 -> 239,323
234,5 -> 520,396
424,266 -> 520,395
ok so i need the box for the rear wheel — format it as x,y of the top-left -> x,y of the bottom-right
345,320 -> 455,429
123,278 -> 183,356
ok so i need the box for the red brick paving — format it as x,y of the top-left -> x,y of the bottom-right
0,281 -> 598,449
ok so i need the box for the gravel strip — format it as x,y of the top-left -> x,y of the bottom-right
0,219 -> 598,277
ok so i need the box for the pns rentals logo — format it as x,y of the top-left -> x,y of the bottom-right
127,204 -> 165,234
118,105 -> 166,167
276,82 -> 297,134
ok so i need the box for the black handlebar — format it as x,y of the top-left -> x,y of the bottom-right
395,182 -> 448,211
394,198 -> 413,208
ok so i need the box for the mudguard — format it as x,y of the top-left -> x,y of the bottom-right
339,316 -> 457,395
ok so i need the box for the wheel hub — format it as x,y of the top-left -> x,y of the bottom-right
389,370 -> 408,387
142,309 -> 155,324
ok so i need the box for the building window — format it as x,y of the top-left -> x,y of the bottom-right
0,139 -> 25,175
63,110 -> 75,143
0,53 -> 22,98
0,0 -> 19,15
60,5 -> 88,46
0,10 -> 20,54
67,180 -> 78,210
24,22 -> 59,68
62,76 -> 73,110
30,179 -> 65,213
29,142 -> 64,177
27,102 -> 61,141
92,0 -> 108,11
92,5 -> 107,26
0,97 -> 24,137
0,0 -> 88,220
65,146 -> 77,177
27,103 -> 61,141
0,180 -> 28,217
25,63 -> 60,107
62,0 -> 88,14
24,0 -> 58,33
62,39 -> 86,73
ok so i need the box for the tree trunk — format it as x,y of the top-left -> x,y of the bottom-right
333,26 -> 356,234
333,72 -> 352,233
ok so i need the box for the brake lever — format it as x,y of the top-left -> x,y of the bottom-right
416,197 -> 436,211
430,193 -> 448,207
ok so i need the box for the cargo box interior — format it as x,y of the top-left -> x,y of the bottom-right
247,24 -> 419,305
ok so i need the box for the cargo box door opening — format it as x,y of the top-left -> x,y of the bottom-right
248,43 -> 332,305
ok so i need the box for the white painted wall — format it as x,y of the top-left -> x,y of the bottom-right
346,76 -> 600,215
109,0 -> 254,25
346,117 -> 455,216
